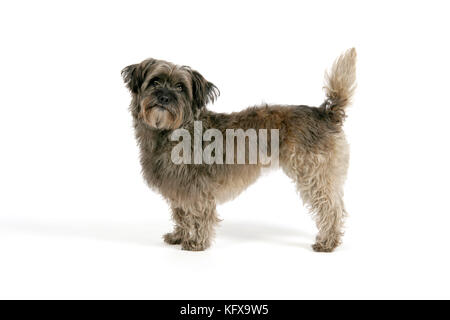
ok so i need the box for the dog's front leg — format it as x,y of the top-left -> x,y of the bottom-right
164,201 -> 219,251
163,219 -> 184,245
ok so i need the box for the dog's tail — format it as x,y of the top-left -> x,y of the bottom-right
321,48 -> 357,125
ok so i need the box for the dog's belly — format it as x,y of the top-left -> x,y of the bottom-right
214,164 -> 264,204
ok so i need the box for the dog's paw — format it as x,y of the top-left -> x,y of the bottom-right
312,233 -> 341,252
181,240 -> 208,251
312,242 -> 335,252
163,232 -> 182,245
312,237 -> 341,252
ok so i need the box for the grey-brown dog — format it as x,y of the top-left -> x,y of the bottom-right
122,48 -> 356,252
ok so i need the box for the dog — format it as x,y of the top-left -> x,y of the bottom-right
121,48 -> 356,252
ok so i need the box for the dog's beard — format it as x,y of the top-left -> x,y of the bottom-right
145,107 -> 173,129
140,97 -> 184,130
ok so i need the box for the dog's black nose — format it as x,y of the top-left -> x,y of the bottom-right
158,95 -> 170,105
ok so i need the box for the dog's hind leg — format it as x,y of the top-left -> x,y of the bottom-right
164,200 -> 219,251
306,176 -> 347,253
306,143 -> 349,252
282,135 -> 349,252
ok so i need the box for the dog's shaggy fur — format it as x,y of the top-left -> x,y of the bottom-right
122,48 -> 356,252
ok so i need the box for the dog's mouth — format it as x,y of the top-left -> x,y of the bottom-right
146,104 -> 164,111
145,104 -> 177,118
140,104 -> 181,130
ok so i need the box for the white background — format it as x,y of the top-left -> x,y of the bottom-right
1,0 -> 449,299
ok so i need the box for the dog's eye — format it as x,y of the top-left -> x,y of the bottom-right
150,78 -> 161,87
175,83 -> 184,92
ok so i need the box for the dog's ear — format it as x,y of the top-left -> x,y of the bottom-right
188,69 -> 219,109
121,64 -> 142,94
121,59 -> 157,94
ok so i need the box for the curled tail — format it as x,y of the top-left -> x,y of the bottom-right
322,48 -> 357,125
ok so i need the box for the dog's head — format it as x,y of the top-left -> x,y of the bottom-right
121,58 -> 219,130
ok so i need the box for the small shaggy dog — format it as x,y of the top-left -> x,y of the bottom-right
122,48 -> 356,252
